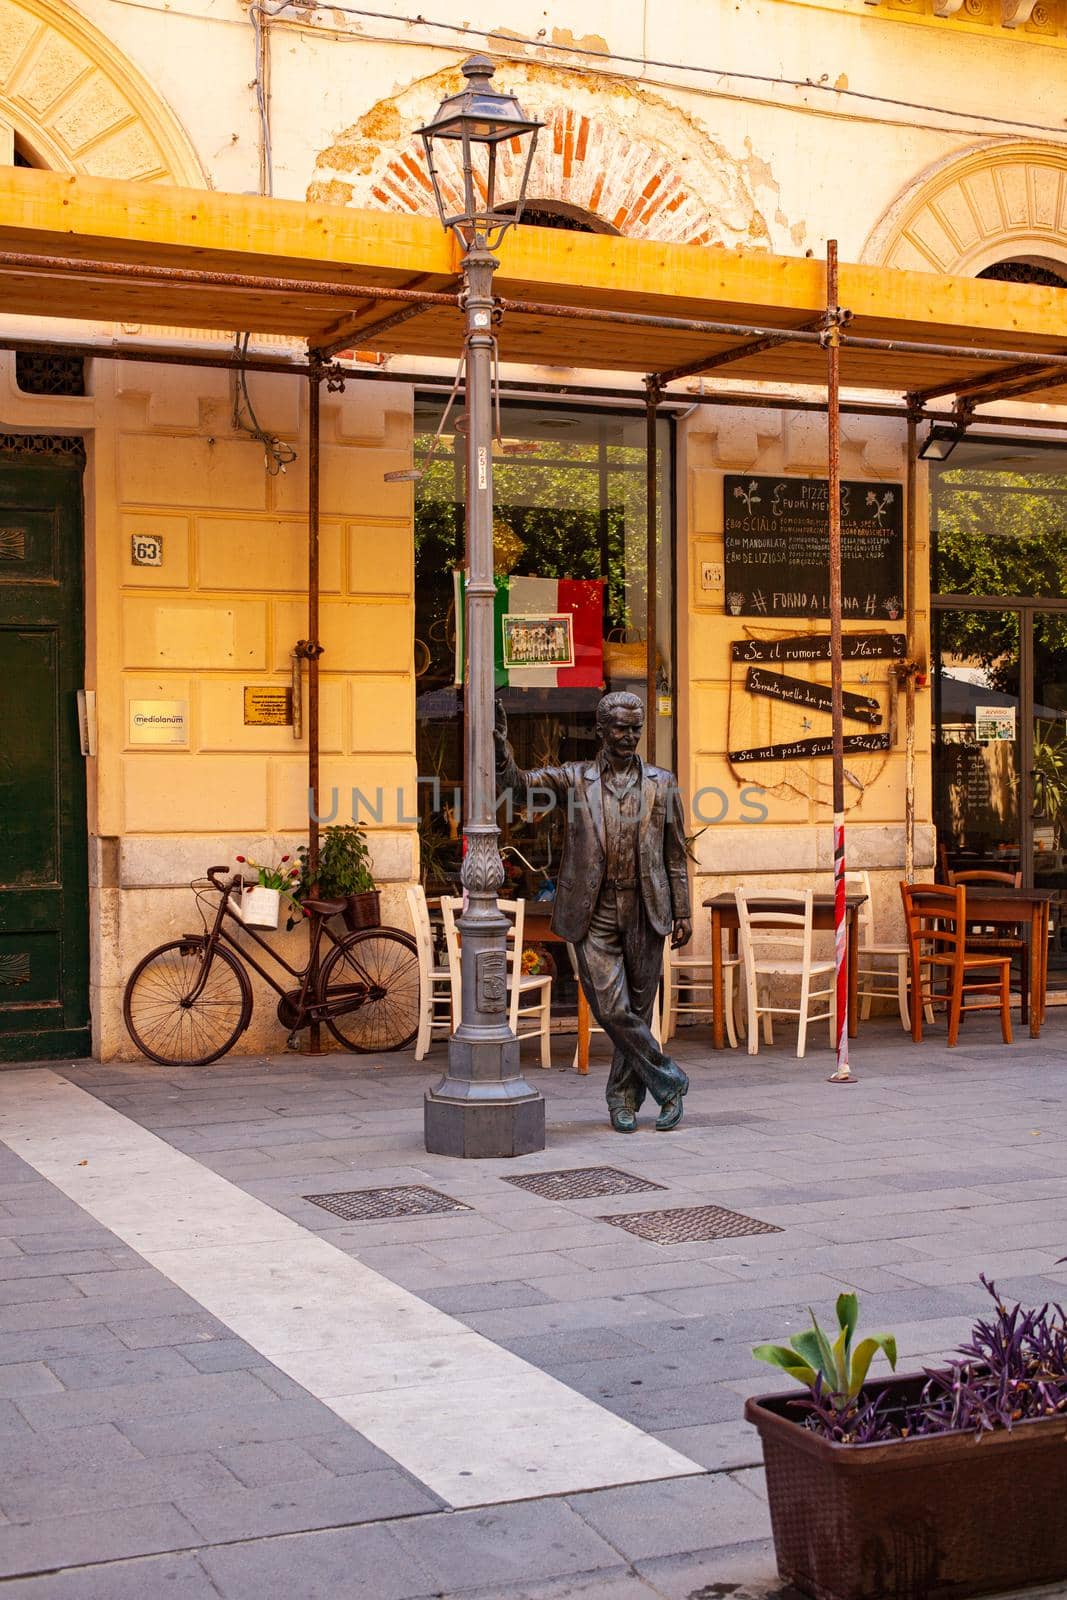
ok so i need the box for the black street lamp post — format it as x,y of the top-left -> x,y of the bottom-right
419,57 -> 546,1157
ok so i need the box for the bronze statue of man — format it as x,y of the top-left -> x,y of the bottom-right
495,691 -> 692,1132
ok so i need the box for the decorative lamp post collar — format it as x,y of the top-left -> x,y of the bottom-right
417,55 -> 542,249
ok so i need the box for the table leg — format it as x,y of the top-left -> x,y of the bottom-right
577,986 -> 590,1074
1031,903 -> 1047,1038
712,910 -> 725,1050
847,905 -> 859,1039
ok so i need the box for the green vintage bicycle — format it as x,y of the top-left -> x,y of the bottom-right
123,866 -> 419,1066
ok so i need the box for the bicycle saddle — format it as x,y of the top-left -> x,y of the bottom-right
302,897 -> 347,916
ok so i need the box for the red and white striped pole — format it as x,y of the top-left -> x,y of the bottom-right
826,241 -> 855,1084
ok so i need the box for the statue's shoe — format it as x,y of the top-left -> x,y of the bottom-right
655,1085 -> 687,1131
610,1107 -> 637,1133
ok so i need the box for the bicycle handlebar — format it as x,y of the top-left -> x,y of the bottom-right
207,865 -> 237,888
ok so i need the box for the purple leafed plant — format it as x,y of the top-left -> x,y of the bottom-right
786,1277 -> 1067,1444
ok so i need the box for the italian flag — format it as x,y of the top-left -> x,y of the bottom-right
454,573 -> 604,688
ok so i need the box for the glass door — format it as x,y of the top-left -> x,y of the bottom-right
933,607 -> 1022,879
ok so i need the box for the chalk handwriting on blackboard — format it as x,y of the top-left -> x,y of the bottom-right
731,632 -> 906,663
745,667 -> 882,726
728,732 -> 892,763
724,474 -> 903,620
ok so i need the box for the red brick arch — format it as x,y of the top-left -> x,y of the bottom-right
309,69 -> 777,250
365,106 -> 714,244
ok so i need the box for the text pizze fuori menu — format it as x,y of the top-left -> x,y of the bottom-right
724,474 -> 903,620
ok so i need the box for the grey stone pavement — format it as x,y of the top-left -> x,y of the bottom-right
2,1015 -> 1067,1599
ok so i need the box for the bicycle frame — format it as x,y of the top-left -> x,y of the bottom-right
185,876 -> 355,1022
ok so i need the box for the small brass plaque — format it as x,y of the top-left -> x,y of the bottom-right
244,686 -> 293,727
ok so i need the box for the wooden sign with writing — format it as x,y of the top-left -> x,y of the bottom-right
729,732 -> 892,763
724,474 -> 904,620
745,666 -> 882,726
731,633 -> 906,663
243,687 -> 293,726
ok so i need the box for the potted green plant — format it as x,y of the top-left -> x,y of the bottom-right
745,1282 -> 1067,1600
297,824 -> 379,932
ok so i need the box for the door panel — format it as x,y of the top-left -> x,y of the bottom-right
0,458 -> 89,1059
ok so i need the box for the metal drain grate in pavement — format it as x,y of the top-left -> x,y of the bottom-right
598,1203 -> 782,1245
502,1166 -> 666,1201
302,1185 -> 471,1221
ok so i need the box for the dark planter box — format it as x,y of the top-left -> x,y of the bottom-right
342,890 -> 380,932
745,1373 -> 1067,1600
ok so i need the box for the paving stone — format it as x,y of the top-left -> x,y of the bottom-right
178,1469 -> 440,1543
174,1338 -> 266,1373
119,1396 -> 366,1455
0,1422 -> 144,1478
634,1537 -> 782,1599
107,1312 -> 228,1349
213,1440 -> 336,1488
13,1370 -> 280,1432
453,1572 -> 657,1599
302,1430 -> 404,1476
198,1522 -> 436,1600
0,1503 -> 203,1580
568,1475 -> 770,1561
388,1498 -> 623,1592
420,1281 -> 554,1313
0,1452 -> 243,1523
45,1346 -> 198,1390
0,1552 -> 220,1599
0,1251 -> 135,1281
0,1362 -> 63,1398
654,1417 -> 764,1472
0,1276 -> 86,1307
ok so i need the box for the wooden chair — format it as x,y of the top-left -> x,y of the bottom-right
847,869 -> 913,1032
661,944 -> 742,1049
441,895 -> 552,1068
948,870 -> 1029,1025
735,887 -> 835,1059
406,884 -> 453,1060
899,881 -> 1012,1047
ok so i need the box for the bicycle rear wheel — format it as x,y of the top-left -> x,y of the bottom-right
319,928 -> 420,1053
123,939 -> 251,1066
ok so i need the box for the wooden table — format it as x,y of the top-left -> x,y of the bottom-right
957,886 -> 1052,1038
522,903 -> 594,1073
702,892 -> 867,1051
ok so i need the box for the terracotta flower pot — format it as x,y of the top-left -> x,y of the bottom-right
745,1373 -> 1067,1600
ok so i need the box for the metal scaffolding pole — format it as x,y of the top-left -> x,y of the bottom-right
826,241 -> 854,1085
305,363 -> 324,1053
904,411 -> 918,886
645,379 -> 660,761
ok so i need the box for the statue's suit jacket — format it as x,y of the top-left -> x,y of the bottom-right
496,747 -> 691,944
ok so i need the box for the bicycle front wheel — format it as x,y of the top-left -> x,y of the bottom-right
319,929 -> 420,1053
123,939 -> 251,1066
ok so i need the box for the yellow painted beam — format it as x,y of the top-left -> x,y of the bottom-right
1,166 -> 1067,374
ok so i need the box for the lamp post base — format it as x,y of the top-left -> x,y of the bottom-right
424,1040 -> 546,1158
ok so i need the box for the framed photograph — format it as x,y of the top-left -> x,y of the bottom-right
502,613 -> 574,669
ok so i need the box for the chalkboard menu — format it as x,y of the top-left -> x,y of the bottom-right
724,474 -> 903,620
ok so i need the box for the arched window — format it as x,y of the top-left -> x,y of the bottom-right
977,258 -> 1067,289
497,199 -> 620,236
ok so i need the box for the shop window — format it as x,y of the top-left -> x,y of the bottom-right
15,353 -> 87,397
413,400 -> 673,906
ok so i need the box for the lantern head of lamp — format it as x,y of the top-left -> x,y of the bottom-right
919,421 -> 968,462
416,55 -> 542,248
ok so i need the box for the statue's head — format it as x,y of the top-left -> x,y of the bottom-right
595,690 -> 644,761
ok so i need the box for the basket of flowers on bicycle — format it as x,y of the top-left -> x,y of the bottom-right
233,853 -> 301,929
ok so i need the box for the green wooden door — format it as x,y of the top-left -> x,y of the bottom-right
0,454 -> 90,1060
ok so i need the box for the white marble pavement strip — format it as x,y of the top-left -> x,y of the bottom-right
0,1071 -> 701,1508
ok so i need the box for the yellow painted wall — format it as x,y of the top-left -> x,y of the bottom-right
66,359 -> 417,1057
676,404 -> 933,965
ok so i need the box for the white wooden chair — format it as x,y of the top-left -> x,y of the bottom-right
406,884 -> 453,1060
736,886 -> 835,1058
441,895 -> 552,1068
847,869 -> 916,1031
661,944 -> 742,1050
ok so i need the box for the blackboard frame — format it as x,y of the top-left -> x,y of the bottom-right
724,473 -> 903,620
